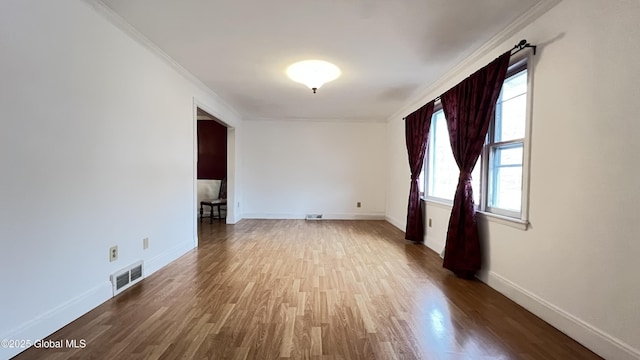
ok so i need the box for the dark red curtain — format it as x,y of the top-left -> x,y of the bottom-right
404,101 -> 434,242
441,52 -> 510,277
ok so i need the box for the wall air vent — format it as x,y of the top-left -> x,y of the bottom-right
116,273 -> 129,290
130,264 -> 142,281
110,261 -> 144,296
305,214 -> 323,220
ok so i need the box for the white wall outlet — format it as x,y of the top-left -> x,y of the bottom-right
143,237 -> 149,250
109,246 -> 118,262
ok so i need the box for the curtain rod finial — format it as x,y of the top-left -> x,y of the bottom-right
511,39 -> 537,56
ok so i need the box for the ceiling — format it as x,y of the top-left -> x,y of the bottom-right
101,0 -> 544,121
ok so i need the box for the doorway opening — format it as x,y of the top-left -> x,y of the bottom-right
196,108 -> 228,228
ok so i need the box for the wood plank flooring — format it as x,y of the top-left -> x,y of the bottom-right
14,220 -> 601,359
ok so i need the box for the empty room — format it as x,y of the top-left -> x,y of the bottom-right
1,0 -> 638,359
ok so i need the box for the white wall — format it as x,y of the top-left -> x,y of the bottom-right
385,112 -> 411,230
0,1 -> 241,359
242,120 -> 387,219
226,127 -> 242,223
385,0 -> 640,359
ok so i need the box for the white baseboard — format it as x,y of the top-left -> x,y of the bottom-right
0,240 -> 196,360
145,240 -> 195,277
243,212 -> 385,220
0,283 -> 112,360
384,215 -> 405,231
242,213 -> 304,219
479,270 -> 640,360
323,213 -> 385,220
424,235 -> 445,257
226,215 -> 241,224
384,217 -> 444,253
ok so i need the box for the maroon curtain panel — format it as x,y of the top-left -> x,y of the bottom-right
441,51 -> 511,277
404,101 -> 434,242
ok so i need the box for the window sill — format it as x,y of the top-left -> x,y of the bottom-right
422,198 -> 529,230
421,197 -> 452,210
476,211 -> 529,230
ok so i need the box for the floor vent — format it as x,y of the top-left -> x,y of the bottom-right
305,214 -> 323,220
110,261 -> 144,296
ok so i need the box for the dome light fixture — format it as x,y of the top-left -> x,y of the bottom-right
286,60 -> 341,93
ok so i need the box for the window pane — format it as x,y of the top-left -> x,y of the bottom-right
488,166 -> 522,211
495,145 -> 522,166
488,144 -> 523,212
428,111 -> 458,200
501,70 -> 527,101
427,110 -> 481,203
495,70 -> 527,142
497,94 -> 526,141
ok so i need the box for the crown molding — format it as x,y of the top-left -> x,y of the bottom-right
84,0 -> 243,122
387,0 -> 562,122
245,116 -> 388,124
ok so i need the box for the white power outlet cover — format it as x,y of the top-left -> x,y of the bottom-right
109,246 -> 118,262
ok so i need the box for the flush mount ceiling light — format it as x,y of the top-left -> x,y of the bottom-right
286,60 -> 341,93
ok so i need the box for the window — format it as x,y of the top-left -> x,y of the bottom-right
485,65 -> 527,217
426,109 -> 480,203
423,56 -> 531,223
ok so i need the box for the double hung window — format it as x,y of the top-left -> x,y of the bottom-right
423,56 -> 531,223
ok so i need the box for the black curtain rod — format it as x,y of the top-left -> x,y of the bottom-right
511,39 -> 537,56
403,39 -> 536,119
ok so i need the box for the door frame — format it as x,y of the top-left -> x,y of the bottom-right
192,99 -> 237,247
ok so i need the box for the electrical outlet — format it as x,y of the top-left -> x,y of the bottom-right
428,218 -> 432,227
109,246 -> 118,262
143,237 -> 149,250
357,202 -> 361,208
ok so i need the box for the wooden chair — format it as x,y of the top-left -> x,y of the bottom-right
199,178 -> 227,223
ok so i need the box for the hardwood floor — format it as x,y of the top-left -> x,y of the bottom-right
14,220 -> 600,359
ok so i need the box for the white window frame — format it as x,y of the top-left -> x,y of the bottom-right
422,51 -> 533,229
